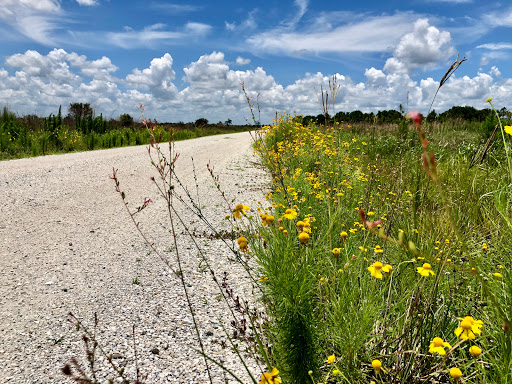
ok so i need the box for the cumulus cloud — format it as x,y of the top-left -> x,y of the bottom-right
385,18 -> 455,73
1,49 -> 511,125
126,53 -> 177,100
236,57 -> 251,65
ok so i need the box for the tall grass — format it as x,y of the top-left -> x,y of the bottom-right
249,110 -> 512,383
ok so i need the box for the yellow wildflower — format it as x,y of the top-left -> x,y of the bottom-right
327,354 -> 335,364
374,245 -> 383,253
505,126 -> 512,136
283,208 -> 298,220
371,359 -> 382,374
237,236 -> 249,253
417,263 -> 435,277
259,367 -> 281,384
482,243 -> 488,250
368,262 -> 391,279
455,316 -> 483,340
429,337 -> 451,355
332,248 -> 341,257
233,204 -> 250,219
485,97 -> 493,103
332,369 -> 340,376
299,232 -> 309,244
340,231 -> 348,241
449,367 -> 462,379
469,345 -> 482,357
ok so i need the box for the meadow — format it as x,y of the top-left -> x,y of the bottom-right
0,106 -> 250,161
242,102 -> 512,383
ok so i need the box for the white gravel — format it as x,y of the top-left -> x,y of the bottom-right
0,131 -> 270,383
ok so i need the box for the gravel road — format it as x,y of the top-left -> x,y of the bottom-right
0,131 -> 269,383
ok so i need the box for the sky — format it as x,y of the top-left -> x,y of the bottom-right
0,0 -> 512,124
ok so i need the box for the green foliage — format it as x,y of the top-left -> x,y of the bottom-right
252,113 -> 512,383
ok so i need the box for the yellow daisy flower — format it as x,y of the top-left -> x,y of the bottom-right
429,337 -> 451,355
454,316 -> 483,340
417,263 -> 435,277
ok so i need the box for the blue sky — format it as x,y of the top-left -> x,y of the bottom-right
1,0 -> 511,124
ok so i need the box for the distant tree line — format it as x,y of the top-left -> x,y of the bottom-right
300,105 -> 512,126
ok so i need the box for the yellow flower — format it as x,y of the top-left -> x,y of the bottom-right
332,369 -> 340,376
340,231 -> 348,241
299,232 -> 309,244
265,215 -> 275,225
368,262 -> 391,279
429,337 -> 451,355
259,367 -> 281,384
505,126 -> 512,136
327,354 -> 335,364
233,204 -> 250,219
454,316 -> 483,340
494,272 -> 503,278
469,345 -> 482,357
374,245 -> 383,253
332,248 -> 341,257
485,97 -> 493,103
296,220 -> 305,230
417,263 -> 435,277
482,242 -> 488,250
237,236 -> 249,253
449,367 -> 462,379
283,208 -> 298,220
371,359 -> 382,374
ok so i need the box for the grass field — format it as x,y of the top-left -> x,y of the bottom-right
242,108 -> 512,384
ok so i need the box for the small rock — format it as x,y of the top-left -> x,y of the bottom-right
151,347 -> 160,355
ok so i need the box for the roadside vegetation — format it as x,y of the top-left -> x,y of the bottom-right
0,103 -> 248,160
247,100 -> 512,383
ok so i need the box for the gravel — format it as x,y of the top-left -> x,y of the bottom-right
0,131 -> 270,383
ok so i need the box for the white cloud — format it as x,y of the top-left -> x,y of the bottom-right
106,22 -> 212,49
0,0 -> 62,45
126,53 -> 177,100
247,13 -> 417,55
477,43 -> 512,50
236,57 -> 251,65
1,49 -> 512,125
76,0 -> 98,6
483,7 -> 512,27
490,66 -> 501,77
391,18 -> 455,70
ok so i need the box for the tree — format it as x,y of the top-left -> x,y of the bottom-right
195,118 -> 208,127
224,118 -> 232,126
68,103 -> 93,133
119,113 -> 133,127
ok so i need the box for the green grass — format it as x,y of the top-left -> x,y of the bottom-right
245,114 -> 512,384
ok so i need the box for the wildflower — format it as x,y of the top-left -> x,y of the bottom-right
374,245 -> 383,254
482,243 -> 488,250
327,354 -> 335,364
371,359 -> 382,374
332,248 -> 341,257
449,367 -> 462,379
485,97 -> 493,103
259,367 -> 281,384
505,126 -> 512,136
237,236 -> 249,253
265,215 -> 275,225
417,263 -> 435,277
368,262 -> 392,279
469,345 -> 482,357
332,369 -> 340,376
455,316 -> 483,340
299,232 -> 309,244
296,221 -> 305,231
494,272 -> 503,278
233,204 -> 250,219
429,337 -> 452,355
283,230 -> 288,235
340,231 -> 348,242
283,208 -> 298,220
